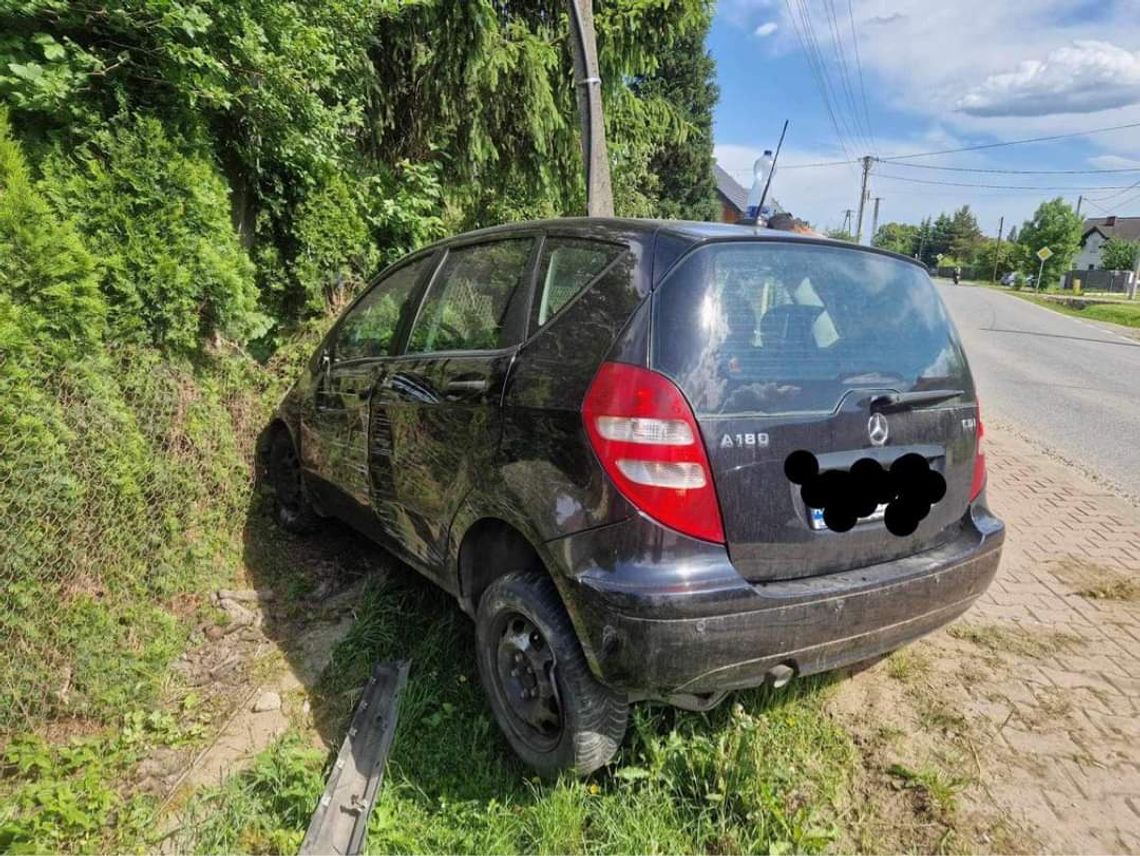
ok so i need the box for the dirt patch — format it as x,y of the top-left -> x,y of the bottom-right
159,577 -> 366,804
829,640 -> 1043,854
829,646 -> 1038,854
1049,558 -> 1140,602
948,622 -> 1083,659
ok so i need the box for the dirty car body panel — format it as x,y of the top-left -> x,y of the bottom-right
272,218 -> 1003,703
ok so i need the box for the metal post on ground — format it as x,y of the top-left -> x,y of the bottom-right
1037,255 -> 1046,292
992,216 -> 1004,283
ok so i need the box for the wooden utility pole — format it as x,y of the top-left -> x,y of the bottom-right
854,155 -> 872,244
991,216 -> 1004,282
567,1 -> 613,217
1076,195 -> 1083,216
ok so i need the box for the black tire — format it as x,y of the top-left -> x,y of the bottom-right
267,428 -> 320,534
475,571 -> 628,778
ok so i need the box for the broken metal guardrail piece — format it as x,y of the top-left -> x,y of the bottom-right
299,659 -> 410,856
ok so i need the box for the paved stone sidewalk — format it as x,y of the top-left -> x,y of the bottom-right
964,422 -> 1140,853
829,420 -> 1140,853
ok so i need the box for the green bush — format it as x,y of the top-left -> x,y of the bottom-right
0,109 -> 104,360
39,116 -> 268,353
1,118 -> 283,729
290,173 -> 379,313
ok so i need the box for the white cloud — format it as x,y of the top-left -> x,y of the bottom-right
753,21 -> 779,38
799,1 -> 1140,127
1087,154 -> 1140,170
719,0 -> 779,28
714,1 -> 1140,225
866,12 -> 904,26
956,41 -> 1140,117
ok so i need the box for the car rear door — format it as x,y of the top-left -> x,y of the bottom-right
651,239 -> 980,582
370,237 -> 536,575
302,254 -> 436,515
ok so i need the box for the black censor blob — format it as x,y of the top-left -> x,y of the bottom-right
784,450 -> 948,537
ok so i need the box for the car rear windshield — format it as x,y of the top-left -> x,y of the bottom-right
652,241 -> 969,416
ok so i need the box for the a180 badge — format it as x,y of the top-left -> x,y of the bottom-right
720,432 -> 769,449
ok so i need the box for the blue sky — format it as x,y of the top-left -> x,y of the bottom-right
708,0 -> 1140,236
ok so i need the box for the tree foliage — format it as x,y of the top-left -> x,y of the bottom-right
2,0 -> 716,349
872,222 -> 919,256
38,117 -> 266,353
630,9 -> 719,221
0,109 -> 104,362
1100,237 -> 1139,271
1017,197 -> 1083,285
975,237 -> 1018,280
948,205 -> 984,261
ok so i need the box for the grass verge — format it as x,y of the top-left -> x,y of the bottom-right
1005,290 -> 1140,329
173,571 -> 858,854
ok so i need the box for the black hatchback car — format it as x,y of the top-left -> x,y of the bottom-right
265,219 -> 1003,776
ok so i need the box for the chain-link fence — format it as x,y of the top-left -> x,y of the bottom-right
0,346 -> 286,733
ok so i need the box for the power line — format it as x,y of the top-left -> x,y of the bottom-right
783,0 -> 845,159
873,172 -> 1140,191
877,121 -> 1140,161
846,0 -> 877,153
784,0 -> 861,166
800,0 -> 864,159
1082,196 -> 1113,214
823,0 -> 873,153
1083,175 -> 1140,203
1084,189 -> 1140,212
873,160 -> 1140,175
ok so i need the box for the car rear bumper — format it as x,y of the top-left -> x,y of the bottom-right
547,504 -> 1004,696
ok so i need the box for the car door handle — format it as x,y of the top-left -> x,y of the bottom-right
444,378 -> 488,395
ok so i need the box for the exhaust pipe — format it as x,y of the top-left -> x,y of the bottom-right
766,663 -> 796,689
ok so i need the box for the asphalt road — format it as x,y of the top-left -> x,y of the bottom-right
937,284 -> 1140,499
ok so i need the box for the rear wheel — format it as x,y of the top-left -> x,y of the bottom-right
475,572 -> 628,778
268,428 -> 320,534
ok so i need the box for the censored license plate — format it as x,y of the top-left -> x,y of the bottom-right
809,503 -> 888,531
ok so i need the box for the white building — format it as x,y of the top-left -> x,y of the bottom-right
1074,216 -> 1140,270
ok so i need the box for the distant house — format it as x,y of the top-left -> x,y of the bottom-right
712,162 -> 784,224
1074,216 -> 1140,270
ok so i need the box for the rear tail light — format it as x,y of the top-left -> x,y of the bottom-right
582,362 -> 725,543
970,403 -> 987,501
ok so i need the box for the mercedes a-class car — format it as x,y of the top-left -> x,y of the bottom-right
264,219 -> 1003,776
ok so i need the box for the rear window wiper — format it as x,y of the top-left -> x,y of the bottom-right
870,388 -> 964,413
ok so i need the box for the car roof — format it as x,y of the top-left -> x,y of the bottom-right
438,217 -> 925,268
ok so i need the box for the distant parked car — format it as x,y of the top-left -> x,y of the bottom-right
264,219 -> 1004,776
1001,272 -> 1016,286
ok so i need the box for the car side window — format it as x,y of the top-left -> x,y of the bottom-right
335,257 -> 430,362
532,239 -> 625,329
407,239 -> 533,353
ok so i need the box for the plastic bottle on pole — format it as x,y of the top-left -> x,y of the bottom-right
745,150 -> 774,219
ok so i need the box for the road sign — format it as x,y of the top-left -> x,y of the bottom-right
1035,246 -> 1053,292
